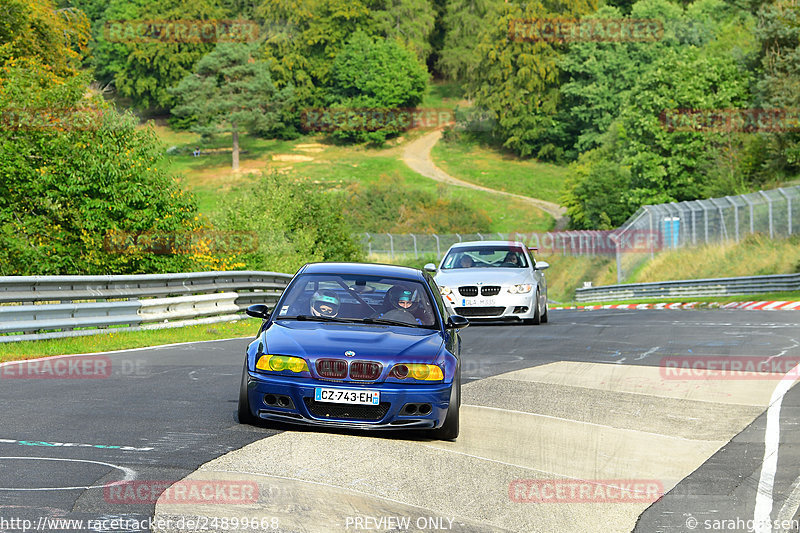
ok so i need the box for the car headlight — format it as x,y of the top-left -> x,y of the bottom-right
256,355 -> 309,373
439,286 -> 452,296
508,284 -> 533,294
388,363 -> 444,381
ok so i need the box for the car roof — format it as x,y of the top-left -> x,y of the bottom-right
300,262 -> 426,280
447,240 -> 527,248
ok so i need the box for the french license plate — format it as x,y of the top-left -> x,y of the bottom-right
315,387 -> 380,405
461,297 -> 496,306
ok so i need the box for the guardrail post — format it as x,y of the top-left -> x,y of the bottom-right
778,187 -> 792,235
759,191 -> 774,238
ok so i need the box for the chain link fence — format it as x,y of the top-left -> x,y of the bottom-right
357,185 -> 800,280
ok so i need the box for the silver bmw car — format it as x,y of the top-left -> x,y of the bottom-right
424,241 -> 550,324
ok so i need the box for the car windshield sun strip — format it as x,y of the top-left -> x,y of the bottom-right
277,315 -> 434,329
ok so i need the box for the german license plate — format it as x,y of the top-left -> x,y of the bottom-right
315,387 -> 380,405
461,297 -> 496,306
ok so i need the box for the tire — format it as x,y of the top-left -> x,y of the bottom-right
541,300 -> 549,324
237,360 -> 259,425
526,290 -> 541,325
433,370 -> 460,441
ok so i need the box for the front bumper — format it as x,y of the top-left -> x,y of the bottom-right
245,372 -> 453,430
443,292 -> 538,320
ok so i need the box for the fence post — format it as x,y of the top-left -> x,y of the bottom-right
411,233 -> 418,258
778,188 -> 792,235
433,234 -> 441,258
648,207 -> 654,258
759,191 -> 774,238
742,194 -> 755,234
710,198 -> 728,242
387,233 -> 394,260
725,197 -> 739,242
364,232 -> 372,256
611,233 -> 622,284
456,233 -> 462,243
476,233 -> 484,241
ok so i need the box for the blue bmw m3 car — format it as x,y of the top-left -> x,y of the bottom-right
237,262 -> 469,440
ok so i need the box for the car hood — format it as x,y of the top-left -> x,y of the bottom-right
262,321 -> 444,364
434,268 -> 532,287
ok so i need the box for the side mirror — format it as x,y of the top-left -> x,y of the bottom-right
446,315 -> 469,329
423,263 -> 437,273
246,304 -> 271,319
534,261 -> 550,271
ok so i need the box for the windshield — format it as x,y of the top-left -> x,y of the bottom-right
441,246 -> 529,270
274,273 -> 438,328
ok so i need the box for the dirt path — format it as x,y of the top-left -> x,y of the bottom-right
402,130 -> 569,229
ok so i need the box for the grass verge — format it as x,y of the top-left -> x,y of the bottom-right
431,138 -> 569,205
0,319 -> 262,361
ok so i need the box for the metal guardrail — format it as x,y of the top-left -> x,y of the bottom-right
574,273 -> 800,302
0,271 -> 293,343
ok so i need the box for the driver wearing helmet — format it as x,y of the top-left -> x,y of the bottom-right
381,285 -> 431,325
310,289 -> 341,318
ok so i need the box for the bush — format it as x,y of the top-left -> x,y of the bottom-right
213,172 -> 364,274
0,58 -> 208,275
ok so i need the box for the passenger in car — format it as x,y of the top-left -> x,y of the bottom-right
502,252 -> 520,267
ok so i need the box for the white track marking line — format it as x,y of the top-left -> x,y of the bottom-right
754,357 -> 800,533
775,474 -> 800,533
0,457 -> 136,491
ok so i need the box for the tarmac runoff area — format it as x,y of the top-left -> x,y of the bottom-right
152,361 -> 792,533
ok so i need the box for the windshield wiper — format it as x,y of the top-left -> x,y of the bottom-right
361,317 -> 427,328
277,315 -> 361,324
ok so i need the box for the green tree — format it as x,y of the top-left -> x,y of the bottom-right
562,47 -> 752,228
91,0 -> 226,111
257,0 -> 435,114
0,0 -> 90,76
171,43 -> 291,170
469,0 -> 598,159
754,0 -> 800,179
214,172 -> 363,274
326,31 -> 428,144
437,0 -> 501,81
0,59 -> 206,275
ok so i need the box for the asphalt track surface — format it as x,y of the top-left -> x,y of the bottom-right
1,309 -> 800,533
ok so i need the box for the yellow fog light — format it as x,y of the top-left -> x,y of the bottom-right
391,363 -> 444,381
256,355 -> 308,373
